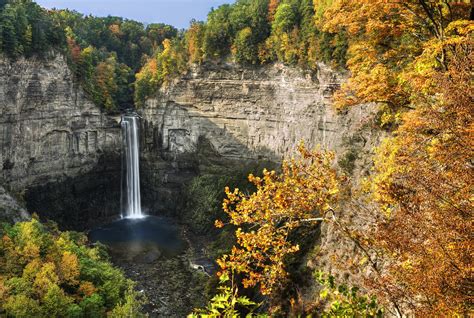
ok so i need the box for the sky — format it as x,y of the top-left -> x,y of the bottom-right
35,0 -> 235,29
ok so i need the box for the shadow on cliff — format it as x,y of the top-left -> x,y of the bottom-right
21,101 -> 284,231
139,102 -> 282,217
24,151 -> 122,231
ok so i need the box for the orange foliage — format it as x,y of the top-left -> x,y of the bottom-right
268,0 -> 280,22
217,144 -> 342,297
78,282 -> 97,297
186,21 -> 205,64
67,37 -> 82,64
321,0 -> 471,110
368,45 -> 474,316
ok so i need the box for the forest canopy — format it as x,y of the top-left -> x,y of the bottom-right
0,0 -> 178,111
0,0 -> 350,109
0,218 -> 145,317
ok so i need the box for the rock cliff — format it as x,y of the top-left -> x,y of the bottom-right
0,55 -> 382,234
140,61 -> 382,212
0,55 -> 121,226
0,55 -> 383,312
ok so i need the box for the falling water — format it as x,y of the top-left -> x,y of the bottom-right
121,113 -> 143,219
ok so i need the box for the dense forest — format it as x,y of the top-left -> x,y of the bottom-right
1,0 -> 473,317
0,218 -> 146,316
0,0 -> 177,110
0,0 -> 347,109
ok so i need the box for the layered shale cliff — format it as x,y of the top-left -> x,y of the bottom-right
0,55 -> 382,239
140,61 -> 382,211
0,55 -> 121,226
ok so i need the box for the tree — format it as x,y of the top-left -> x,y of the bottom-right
268,0 -> 280,22
0,219 -> 144,317
109,286 -> 147,318
272,3 -> 297,33
95,55 -> 119,110
3,294 -> 42,317
216,144 -> 342,298
186,20 -> 206,64
134,57 -> 158,107
314,271 -> 383,318
367,38 -> 473,316
190,272 -> 258,318
203,5 -> 233,59
233,27 -> 258,64
320,0 -> 471,112
60,251 -> 80,286
42,285 -> 74,317
146,23 -> 178,50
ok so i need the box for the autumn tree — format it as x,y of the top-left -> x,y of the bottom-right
186,20 -> 206,64
203,4 -> 234,59
0,218 -> 145,317
233,27 -> 259,64
134,38 -> 187,107
267,0 -> 280,22
216,144 -> 342,300
95,55 -> 119,110
366,35 -> 473,316
320,0 -> 471,113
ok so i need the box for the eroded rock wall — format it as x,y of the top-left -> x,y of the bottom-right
0,55 -> 122,226
140,62 -> 381,210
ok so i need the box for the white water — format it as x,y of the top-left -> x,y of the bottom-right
121,114 -> 143,219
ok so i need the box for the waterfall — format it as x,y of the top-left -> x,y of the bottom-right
121,113 -> 143,219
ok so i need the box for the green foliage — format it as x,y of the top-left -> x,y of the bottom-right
109,286 -> 147,318
134,37 -> 187,107
1,0 -> 349,109
314,271 -> 384,317
272,3 -> 297,33
203,5 -> 234,59
0,0 -> 65,58
0,3 -> 177,111
182,164 -> 268,235
0,218 -> 146,317
132,0 -> 349,103
190,272 -> 260,318
233,27 -> 258,64
54,10 -> 177,111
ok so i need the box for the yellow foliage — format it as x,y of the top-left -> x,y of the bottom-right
59,251 -> 80,286
217,143 -> 342,297
321,0 -> 471,112
34,262 -> 59,296
368,43 -> 473,315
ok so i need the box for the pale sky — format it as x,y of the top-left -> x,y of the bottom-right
36,0 -> 235,29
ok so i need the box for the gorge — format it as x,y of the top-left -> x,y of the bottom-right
0,54 -> 379,315
0,54 -> 379,224
1,0 -> 471,316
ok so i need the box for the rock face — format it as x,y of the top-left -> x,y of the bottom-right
0,185 -> 29,223
140,62 -> 382,213
0,55 -> 121,227
0,55 -> 381,232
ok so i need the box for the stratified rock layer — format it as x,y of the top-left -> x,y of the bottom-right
140,62 -> 381,211
0,55 -> 121,226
